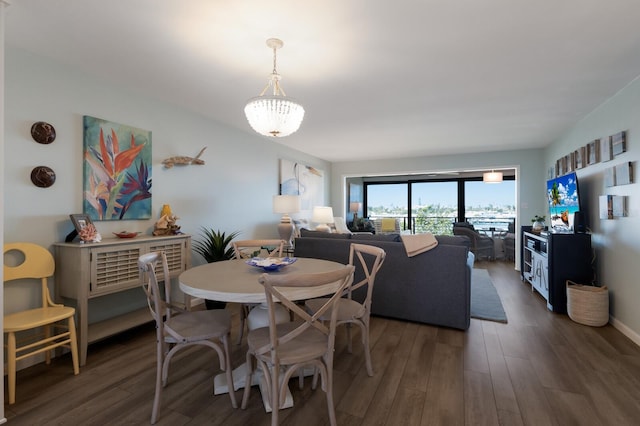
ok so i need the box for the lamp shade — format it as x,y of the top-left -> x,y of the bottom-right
245,97 -> 305,138
349,202 -> 362,213
273,195 -> 301,214
312,206 -> 334,232
483,171 -> 503,183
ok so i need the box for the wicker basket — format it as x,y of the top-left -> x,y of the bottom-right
566,280 -> 609,327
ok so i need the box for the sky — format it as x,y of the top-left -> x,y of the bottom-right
368,181 -> 517,209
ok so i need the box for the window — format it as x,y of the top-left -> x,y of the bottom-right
361,174 -> 516,234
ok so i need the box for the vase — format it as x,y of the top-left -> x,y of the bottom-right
532,221 -> 545,234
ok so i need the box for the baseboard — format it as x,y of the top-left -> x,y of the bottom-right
610,315 -> 640,347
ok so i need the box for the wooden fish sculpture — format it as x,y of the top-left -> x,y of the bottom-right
162,147 -> 207,168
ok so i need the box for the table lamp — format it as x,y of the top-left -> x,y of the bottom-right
273,195 -> 301,247
349,202 -> 362,223
312,206 -> 334,233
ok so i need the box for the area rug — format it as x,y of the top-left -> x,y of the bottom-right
471,268 -> 507,323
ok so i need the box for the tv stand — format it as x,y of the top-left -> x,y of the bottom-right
521,228 -> 592,313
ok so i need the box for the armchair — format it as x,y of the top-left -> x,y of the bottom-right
452,222 -> 495,260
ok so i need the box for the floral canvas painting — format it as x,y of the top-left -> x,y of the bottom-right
83,116 -> 152,220
279,159 -> 324,212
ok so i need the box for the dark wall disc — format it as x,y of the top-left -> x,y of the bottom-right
30,166 -> 56,188
31,121 -> 56,144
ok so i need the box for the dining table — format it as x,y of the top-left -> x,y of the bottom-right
178,257 -> 349,412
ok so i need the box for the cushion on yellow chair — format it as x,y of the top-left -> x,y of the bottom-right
381,218 -> 397,232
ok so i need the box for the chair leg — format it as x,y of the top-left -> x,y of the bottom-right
7,332 -> 16,404
270,365 -> 280,426
69,317 -> 80,375
151,343 -> 164,424
325,362 -> 337,426
222,334 -> 238,408
362,321 -> 373,377
346,322 -> 353,353
241,352 -> 254,409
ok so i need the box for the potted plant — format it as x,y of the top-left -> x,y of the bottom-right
531,215 -> 546,234
192,227 -> 240,309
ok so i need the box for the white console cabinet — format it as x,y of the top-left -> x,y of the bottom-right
54,234 -> 191,365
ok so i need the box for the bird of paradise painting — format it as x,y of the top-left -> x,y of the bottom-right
83,116 -> 152,220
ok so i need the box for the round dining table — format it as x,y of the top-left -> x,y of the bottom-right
178,257 -> 348,412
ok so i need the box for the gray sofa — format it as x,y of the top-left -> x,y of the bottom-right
294,231 -> 473,330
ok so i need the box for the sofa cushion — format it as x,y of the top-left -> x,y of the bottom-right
299,229 -> 352,239
351,233 -> 401,242
436,235 -> 471,250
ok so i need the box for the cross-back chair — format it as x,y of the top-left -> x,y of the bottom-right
241,265 -> 355,426
138,251 -> 237,424
232,239 -> 285,344
3,242 -> 80,404
305,243 -> 386,376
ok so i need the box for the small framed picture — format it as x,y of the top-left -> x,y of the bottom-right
612,131 -> 627,156
70,214 -> 94,233
587,139 -> 600,165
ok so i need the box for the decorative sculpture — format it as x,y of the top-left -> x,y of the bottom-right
162,147 -> 207,168
153,213 -> 181,236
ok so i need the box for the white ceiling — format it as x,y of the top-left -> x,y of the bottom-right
6,1 -> 640,163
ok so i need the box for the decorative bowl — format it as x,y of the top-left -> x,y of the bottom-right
246,257 -> 297,272
113,231 -> 141,239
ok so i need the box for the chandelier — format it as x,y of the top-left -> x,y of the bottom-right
244,38 -> 305,137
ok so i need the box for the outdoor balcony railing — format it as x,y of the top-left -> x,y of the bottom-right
367,215 -> 515,235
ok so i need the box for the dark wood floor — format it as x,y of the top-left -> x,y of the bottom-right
5,261 -> 640,425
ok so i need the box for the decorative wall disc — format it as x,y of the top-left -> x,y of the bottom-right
30,121 -> 56,144
30,166 -> 56,188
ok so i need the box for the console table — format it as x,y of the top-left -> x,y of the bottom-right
54,234 -> 191,365
521,229 -> 592,313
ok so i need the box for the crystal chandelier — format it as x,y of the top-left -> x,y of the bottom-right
244,38 -> 305,137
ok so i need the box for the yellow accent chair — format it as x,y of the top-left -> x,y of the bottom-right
3,242 -> 80,404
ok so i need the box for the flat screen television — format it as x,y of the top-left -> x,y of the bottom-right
547,171 -> 581,232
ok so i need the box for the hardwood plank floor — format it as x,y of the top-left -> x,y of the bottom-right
5,260 -> 640,425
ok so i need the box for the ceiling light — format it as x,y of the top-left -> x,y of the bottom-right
244,38 -> 305,137
483,170 -> 503,183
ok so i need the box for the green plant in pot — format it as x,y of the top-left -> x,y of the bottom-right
192,227 -> 240,309
531,215 -> 546,234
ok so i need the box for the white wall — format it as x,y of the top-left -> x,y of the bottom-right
544,76 -> 640,344
3,47 -> 329,364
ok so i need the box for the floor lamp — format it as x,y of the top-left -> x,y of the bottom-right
273,195 -> 300,248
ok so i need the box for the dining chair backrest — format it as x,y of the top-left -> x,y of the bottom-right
4,242 -> 56,309
347,243 -> 386,309
258,265 -> 355,361
138,251 -> 173,328
232,239 -> 285,260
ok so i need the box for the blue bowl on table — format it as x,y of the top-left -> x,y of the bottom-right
245,257 -> 297,272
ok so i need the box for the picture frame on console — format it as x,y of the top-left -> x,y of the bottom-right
70,214 -> 94,233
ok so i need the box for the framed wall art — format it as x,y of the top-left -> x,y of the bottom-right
279,159 -> 324,212
83,116 -> 152,221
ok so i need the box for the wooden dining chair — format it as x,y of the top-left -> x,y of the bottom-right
241,265 -> 355,426
305,243 -> 386,376
3,242 -> 80,404
138,251 -> 237,424
232,239 -> 285,344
